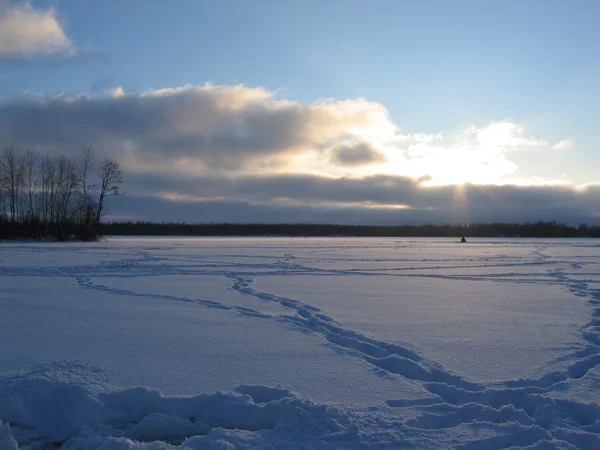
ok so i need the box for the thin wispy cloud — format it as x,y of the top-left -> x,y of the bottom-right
553,138 -> 574,150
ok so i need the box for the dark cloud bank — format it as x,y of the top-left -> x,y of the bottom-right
110,173 -> 600,225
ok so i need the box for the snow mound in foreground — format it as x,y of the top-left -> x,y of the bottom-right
0,377 -> 363,449
2,372 -> 600,449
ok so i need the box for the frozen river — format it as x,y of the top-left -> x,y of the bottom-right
1,237 -> 599,449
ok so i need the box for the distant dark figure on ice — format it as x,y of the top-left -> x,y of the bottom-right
460,237 -> 467,243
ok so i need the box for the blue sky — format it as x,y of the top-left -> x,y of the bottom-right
1,0 -> 600,223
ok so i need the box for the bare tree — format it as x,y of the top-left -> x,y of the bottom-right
54,156 -> 79,226
77,146 -> 97,231
40,155 -> 56,225
0,148 -> 24,223
95,158 -> 122,226
24,148 -> 38,220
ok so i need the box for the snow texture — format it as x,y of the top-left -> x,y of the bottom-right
0,237 -> 599,449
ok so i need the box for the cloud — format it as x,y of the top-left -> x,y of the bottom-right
470,121 -> 548,149
118,170 -> 600,219
123,172 -> 425,207
0,2 -> 73,59
104,174 -> 600,225
404,141 -> 519,185
0,81 -> 589,224
553,138 -> 573,150
397,121 -> 552,185
326,141 -> 388,167
0,84 -> 403,172
0,84 -> 559,185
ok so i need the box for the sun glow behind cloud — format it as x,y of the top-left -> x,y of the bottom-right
318,119 -> 548,186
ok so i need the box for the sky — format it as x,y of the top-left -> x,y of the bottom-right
1,0 -> 599,224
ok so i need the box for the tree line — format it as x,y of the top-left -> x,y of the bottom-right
101,221 -> 600,238
0,146 -> 122,241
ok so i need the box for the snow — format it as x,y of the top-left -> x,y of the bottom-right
253,275 -> 589,382
0,237 -> 599,449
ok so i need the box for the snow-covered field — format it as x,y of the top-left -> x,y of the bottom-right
1,237 -> 600,449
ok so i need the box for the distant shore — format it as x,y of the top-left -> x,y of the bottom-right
95,221 -> 600,239
4,220 -> 599,241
